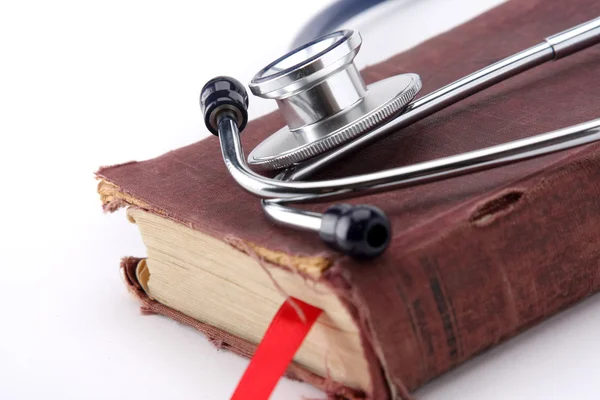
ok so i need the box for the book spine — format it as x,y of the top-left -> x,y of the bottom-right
333,147 -> 600,393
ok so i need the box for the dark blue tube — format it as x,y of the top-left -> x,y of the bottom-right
292,0 -> 388,48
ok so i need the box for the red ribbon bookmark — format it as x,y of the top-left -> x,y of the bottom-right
231,297 -> 323,400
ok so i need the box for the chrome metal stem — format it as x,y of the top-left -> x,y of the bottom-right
261,200 -> 322,232
219,114 -> 600,199
546,16 -> 600,59
283,17 -> 600,181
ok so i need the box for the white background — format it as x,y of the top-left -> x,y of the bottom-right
1,0 -> 599,399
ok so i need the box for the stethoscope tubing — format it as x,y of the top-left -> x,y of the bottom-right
217,113 -> 600,233
210,17 -> 600,255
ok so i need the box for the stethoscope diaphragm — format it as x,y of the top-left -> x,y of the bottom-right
247,30 -> 422,171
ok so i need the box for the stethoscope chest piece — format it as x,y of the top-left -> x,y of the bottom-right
247,30 -> 422,171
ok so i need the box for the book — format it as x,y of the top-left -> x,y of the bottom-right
97,0 -> 600,398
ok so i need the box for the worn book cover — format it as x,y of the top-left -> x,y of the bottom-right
97,0 -> 600,398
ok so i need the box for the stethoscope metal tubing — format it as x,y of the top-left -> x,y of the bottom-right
260,118 -> 600,232
261,201 -> 322,233
215,17 -> 600,239
219,115 -> 600,200
220,111 -> 600,232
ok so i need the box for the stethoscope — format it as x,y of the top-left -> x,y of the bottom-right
199,17 -> 600,260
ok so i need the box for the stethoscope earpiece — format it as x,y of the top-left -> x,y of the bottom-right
200,76 -> 249,135
200,19 -> 600,260
320,204 -> 391,260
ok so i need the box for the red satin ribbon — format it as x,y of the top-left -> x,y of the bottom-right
231,297 -> 323,400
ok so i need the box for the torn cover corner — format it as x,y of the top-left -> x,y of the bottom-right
117,256 -> 368,400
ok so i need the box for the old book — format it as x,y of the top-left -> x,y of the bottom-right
97,0 -> 600,398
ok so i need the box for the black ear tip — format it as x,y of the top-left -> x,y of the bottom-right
200,76 -> 249,135
319,204 -> 391,260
